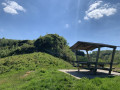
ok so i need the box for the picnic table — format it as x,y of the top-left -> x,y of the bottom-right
72,61 -> 117,74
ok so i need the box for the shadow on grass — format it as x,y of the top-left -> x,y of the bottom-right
66,71 -> 116,79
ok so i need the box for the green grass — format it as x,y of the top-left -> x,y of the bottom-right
0,69 -> 120,90
0,52 -> 120,90
0,52 -> 74,74
113,64 -> 120,72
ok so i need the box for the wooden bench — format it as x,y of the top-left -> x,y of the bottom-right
72,61 -> 117,73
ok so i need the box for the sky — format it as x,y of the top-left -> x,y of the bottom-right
0,0 -> 120,49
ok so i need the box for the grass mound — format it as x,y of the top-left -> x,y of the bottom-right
0,52 -> 74,74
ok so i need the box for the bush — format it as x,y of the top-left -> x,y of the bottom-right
0,38 -> 35,58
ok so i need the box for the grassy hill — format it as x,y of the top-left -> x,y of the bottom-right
0,52 -> 120,90
0,52 -> 74,74
0,52 -> 75,89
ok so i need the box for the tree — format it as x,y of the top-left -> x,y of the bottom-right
34,34 -> 67,51
34,34 -> 76,61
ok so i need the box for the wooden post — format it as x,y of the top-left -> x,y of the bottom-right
94,47 -> 100,74
109,47 -> 116,75
86,50 -> 90,62
86,50 -> 90,69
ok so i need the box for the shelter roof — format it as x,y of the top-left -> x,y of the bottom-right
70,41 -> 117,51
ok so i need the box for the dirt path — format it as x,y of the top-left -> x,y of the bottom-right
21,71 -> 35,78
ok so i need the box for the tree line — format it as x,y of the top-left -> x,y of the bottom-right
89,50 -> 120,63
0,34 -> 84,62
1,35 -> 120,63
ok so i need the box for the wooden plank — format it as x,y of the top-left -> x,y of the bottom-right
72,61 -> 111,66
81,67 -> 111,71
94,47 -> 100,74
109,47 -> 116,75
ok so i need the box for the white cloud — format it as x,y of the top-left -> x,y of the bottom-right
89,1 -> 102,11
2,1 -> 26,15
65,24 -> 69,28
84,1 -> 117,20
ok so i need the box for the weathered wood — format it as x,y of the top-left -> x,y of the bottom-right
72,61 -> 110,64
80,67 -> 111,71
86,50 -> 90,61
94,47 -> 100,74
86,50 -> 91,68
71,41 -> 117,74
70,41 -> 117,51
109,47 -> 116,75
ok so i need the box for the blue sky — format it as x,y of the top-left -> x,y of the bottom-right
0,0 -> 120,48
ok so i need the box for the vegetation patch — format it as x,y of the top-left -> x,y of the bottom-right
0,52 -> 74,74
0,34 -> 120,89
0,68 -> 120,90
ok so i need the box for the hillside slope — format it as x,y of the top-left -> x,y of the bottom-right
0,52 -> 120,90
0,52 -> 74,74
0,52 -> 75,89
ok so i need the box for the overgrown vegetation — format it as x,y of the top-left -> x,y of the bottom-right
0,52 -> 75,89
0,34 -> 76,62
0,52 -> 120,90
0,52 -> 74,74
34,34 -> 76,62
0,38 -> 35,58
0,34 -> 120,89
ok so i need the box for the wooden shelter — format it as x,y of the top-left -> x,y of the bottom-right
70,41 -> 117,75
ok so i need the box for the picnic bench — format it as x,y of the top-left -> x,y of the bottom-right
72,61 -> 117,73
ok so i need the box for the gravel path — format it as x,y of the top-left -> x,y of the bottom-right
59,69 -> 120,79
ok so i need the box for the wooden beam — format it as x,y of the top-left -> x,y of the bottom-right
94,47 -> 100,74
109,47 -> 116,75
